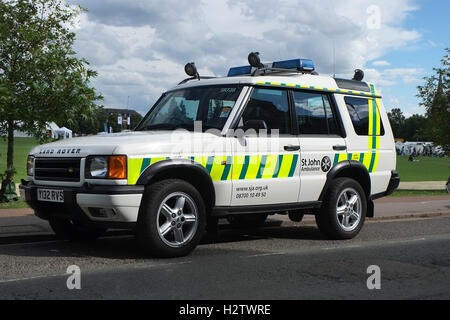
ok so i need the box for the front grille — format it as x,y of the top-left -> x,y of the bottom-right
35,158 -> 81,182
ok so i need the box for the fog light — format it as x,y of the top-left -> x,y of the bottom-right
89,208 -> 116,218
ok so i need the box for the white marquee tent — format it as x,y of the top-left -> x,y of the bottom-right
54,126 -> 72,139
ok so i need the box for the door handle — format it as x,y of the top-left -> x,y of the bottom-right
333,145 -> 347,151
284,145 -> 300,151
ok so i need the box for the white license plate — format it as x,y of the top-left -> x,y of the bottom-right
37,188 -> 64,203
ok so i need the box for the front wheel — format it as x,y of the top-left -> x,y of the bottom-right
315,178 -> 366,239
136,179 -> 206,258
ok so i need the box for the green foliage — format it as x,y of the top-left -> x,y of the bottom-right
403,114 -> 430,142
0,0 -> 103,177
417,48 -> 450,149
387,108 -> 430,141
60,106 -> 105,135
387,108 -> 405,138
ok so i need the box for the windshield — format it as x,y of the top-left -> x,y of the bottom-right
136,85 -> 243,132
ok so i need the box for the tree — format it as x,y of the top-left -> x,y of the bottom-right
60,106 -> 105,135
403,114 -> 429,142
417,48 -> 450,149
0,0 -> 102,181
387,108 -> 406,138
129,111 -> 143,129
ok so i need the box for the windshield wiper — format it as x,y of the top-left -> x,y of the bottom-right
137,123 -> 194,131
136,123 -> 175,131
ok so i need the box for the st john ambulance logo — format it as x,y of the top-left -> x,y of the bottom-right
321,156 -> 331,172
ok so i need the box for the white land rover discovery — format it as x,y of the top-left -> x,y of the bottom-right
20,53 -> 400,257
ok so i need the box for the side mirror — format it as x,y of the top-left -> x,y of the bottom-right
234,120 -> 268,138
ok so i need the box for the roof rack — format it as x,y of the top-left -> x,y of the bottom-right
178,76 -> 217,85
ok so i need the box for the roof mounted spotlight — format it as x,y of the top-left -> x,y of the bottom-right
185,62 -> 199,80
353,69 -> 364,81
248,52 -> 264,69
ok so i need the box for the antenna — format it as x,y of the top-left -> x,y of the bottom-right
329,0 -> 337,78
333,39 -> 336,78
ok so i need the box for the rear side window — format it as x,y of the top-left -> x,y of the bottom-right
293,91 -> 339,135
344,97 -> 385,136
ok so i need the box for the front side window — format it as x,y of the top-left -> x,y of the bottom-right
293,91 -> 339,135
136,86 -> 242,132
344,97 -> 385,136
241,88 -> 291,134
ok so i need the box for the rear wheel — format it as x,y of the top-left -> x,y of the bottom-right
227,213 -> 269,228
136,179 -> 206,258
48,219 -> 106,241
315,178 -> 366,239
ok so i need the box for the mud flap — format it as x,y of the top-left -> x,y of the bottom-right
367,198 -> 375,218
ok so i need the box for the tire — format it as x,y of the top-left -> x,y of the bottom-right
315,178 -> 366,239
48,218 -> 106,241
136,179 -> 206,258
227,213 -> 268,228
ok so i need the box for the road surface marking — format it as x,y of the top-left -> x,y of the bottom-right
0,273 -> 64,284
242,252 -> 285,258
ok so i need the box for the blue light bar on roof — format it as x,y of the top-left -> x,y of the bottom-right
227,65 -> 252,77
272,58 -> 315,71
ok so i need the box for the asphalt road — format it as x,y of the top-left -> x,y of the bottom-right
0,216 -> 449,300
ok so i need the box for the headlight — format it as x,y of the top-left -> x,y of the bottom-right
87,156 -> 108,178
26,155 -> 34,176
86,155 -> 127,179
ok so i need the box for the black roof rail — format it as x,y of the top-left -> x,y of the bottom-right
178,76 -> 217,85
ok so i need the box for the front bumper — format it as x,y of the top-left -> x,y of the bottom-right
19,181 -> 144,228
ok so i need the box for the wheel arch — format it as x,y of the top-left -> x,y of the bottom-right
319,160 -> 374,217
136,159 -> 216,212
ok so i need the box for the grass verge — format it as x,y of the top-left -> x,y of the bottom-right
396,155 -> 449,182
0,198 -> 30,209
0,137 -> 40,182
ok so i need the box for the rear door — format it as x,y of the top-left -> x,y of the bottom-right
291,90 -> 348,202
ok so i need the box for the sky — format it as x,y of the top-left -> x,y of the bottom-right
67,0 -> 449,117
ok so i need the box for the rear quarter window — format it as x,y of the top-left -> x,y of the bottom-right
344,97 -> 385,136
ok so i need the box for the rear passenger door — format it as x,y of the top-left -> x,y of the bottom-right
292,90 -> 347,202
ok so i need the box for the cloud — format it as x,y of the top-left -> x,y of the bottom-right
66,0 -> 422,114
383,68 -> 424,83
372,60 -> 391,67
